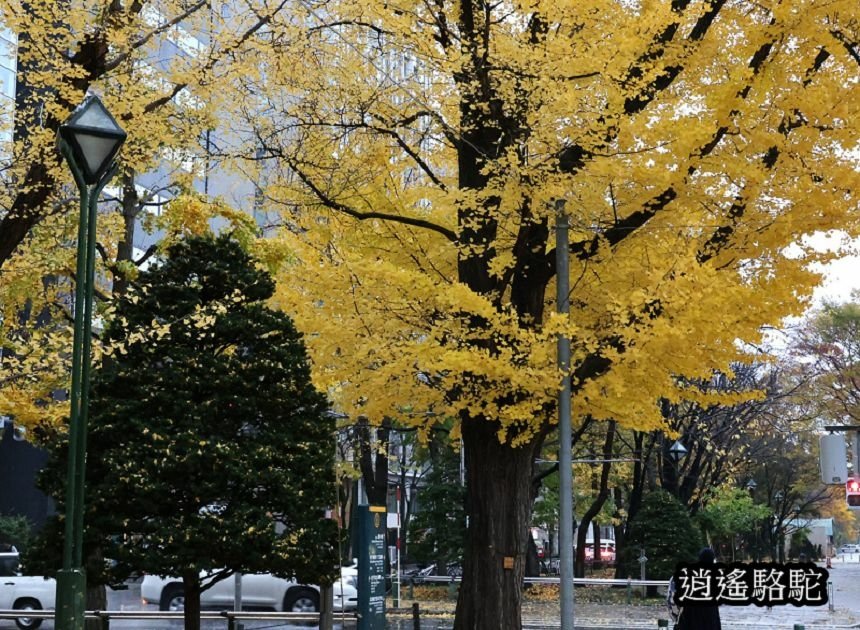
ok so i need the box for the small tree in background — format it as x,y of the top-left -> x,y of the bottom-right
0,515 -> 32,552
407,434 -> 465,574
31,234 -> 338,630
619,489 -> 702,586
697,486 -> 771,561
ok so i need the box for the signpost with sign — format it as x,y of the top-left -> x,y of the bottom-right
357,505 -> 386,630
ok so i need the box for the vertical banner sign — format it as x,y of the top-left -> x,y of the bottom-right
358,505 -> 386,630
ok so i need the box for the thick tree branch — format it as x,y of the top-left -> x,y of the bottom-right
623,0 -> 727,115
274,151 -> 458,241
557,0 -> 727,175
830,29 -> 860,67
307,20 -> 392,37
558,35 -> 780,265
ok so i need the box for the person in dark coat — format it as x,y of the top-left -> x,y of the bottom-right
677,547 -> 721,630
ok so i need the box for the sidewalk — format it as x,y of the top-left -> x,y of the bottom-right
520,603 -> 860,629
393,602 -> 860,629
393,558 -> 860,628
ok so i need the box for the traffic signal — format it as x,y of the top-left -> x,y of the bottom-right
847,478 -> 860,510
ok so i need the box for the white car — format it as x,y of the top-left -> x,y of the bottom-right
0,551 -> 56,630
141,567 -> 357,613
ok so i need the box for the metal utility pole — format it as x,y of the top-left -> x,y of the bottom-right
556,200 -> 575,630
854,431 -> 860,478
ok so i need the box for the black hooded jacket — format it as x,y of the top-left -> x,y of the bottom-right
677,548 -> 721,630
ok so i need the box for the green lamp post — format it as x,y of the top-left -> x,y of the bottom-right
54,94 -> 126,630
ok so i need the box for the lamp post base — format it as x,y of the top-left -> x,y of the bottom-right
55,569 -> 86,630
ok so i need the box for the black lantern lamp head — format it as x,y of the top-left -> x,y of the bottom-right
668,439 -> 688,464
58,95 -> 126,185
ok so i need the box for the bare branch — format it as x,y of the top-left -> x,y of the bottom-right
104,1 -> 208,73
307,20 -> 392,37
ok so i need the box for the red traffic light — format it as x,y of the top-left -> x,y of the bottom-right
849,479 -> 860,509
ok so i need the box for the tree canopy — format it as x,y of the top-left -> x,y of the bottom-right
233,1 -> 860,626
252,0 -> 860,437
790,301 -> 860,426
0,0 -> 278,435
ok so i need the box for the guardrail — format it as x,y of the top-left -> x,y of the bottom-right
0,609 -> 358,629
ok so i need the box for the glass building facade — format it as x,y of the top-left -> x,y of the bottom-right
0,23 -> 14,147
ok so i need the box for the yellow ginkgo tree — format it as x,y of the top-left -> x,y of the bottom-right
229,0 -> 860,626
0,1 -> 284,439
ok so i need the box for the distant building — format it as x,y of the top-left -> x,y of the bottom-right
0,422 -> 53,529
0,22 -> 15,145
787,517 -> 834,558
0,27 -> 49,530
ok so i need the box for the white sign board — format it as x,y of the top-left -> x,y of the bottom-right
820,434 -> 848,484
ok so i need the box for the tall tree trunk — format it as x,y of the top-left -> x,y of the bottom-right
454,418 -> 542,630
83,547 -> 107,630
399,450 -> 408,562
182,571 -> 201,630
612,486 -> 624,559
616,431 -> 655,578
403,464 -> 422,563
113,170 -> 140,296
84,584 -> 106,630
575,421 -> 615,577
356,417 -> 390,506
575,523 -> 588,578
338,479 -> 355,563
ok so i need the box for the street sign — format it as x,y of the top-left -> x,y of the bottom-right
357,505 -> 386,630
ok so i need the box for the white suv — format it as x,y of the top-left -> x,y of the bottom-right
141,568 -> 357,613
0,551 -> 56,630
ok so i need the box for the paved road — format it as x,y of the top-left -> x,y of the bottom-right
0,580 -> 360,630
0,581 -> 433,629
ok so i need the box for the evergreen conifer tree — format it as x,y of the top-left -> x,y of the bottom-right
33,234 -> 338,630
407,436 -> 465,574
619,489 -> 702,584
